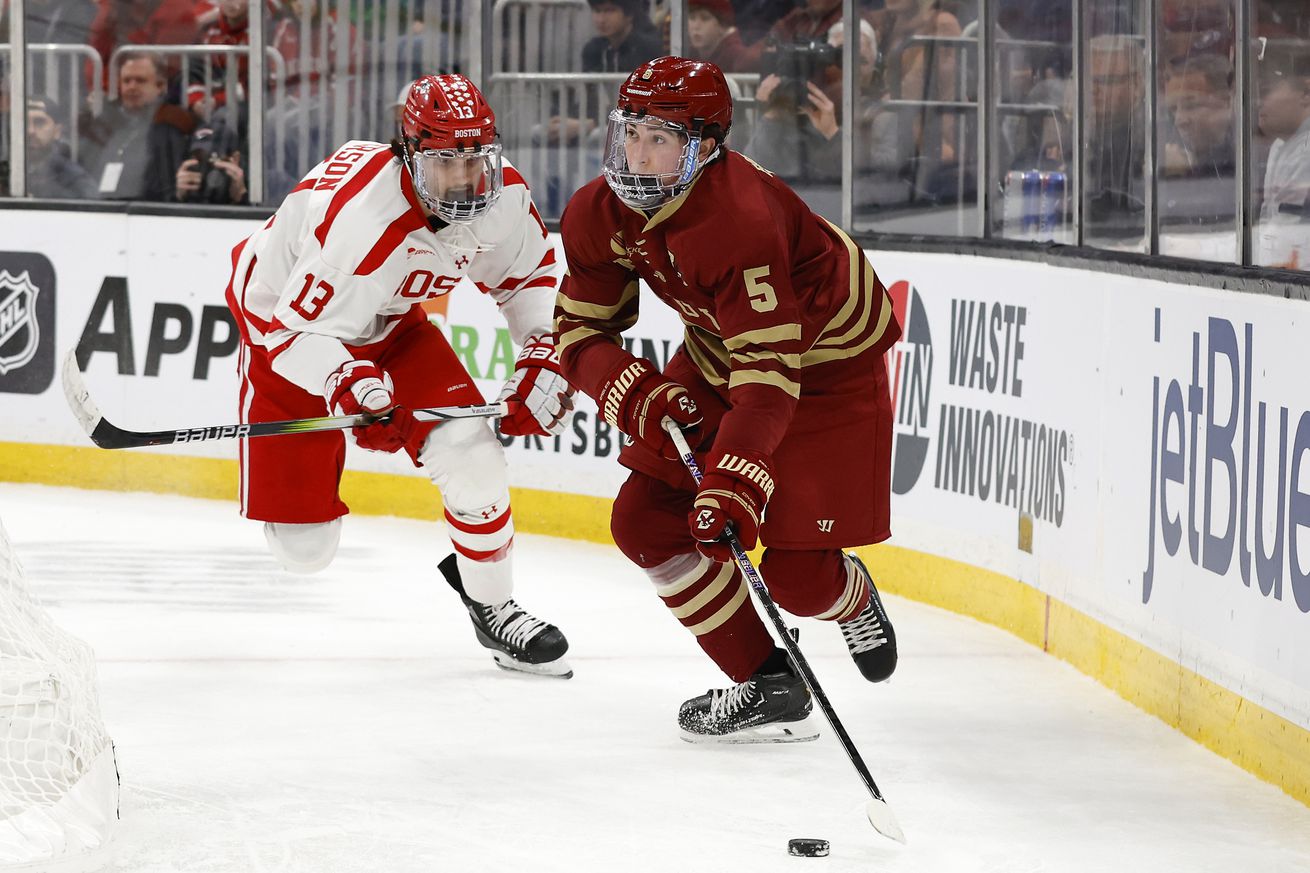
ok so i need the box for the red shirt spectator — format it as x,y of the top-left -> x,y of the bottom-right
269,0 -> 358,90
687,0 -> 756,73
186,0 -> 248,112
768,0 -> 843,45
90,0 -> 198,73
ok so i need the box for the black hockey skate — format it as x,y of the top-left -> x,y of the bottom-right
678,653 -> 818,744
438,553 -> 572,679
838,554 -> 897,682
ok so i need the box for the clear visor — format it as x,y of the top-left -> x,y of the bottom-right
411,143 -> 504,223
602,110 -> 702,210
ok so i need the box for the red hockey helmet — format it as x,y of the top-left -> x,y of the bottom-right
399,74 -> 503,223
604,56 -> 733,210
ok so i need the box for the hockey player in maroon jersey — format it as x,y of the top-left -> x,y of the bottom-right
225,74 -> 576,677
555,57 -> 901,739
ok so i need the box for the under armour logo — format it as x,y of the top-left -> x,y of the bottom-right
817,519 -> 835,533
454,255 -> 470,268
481,505 -> 497,520
695,509 -> 716,531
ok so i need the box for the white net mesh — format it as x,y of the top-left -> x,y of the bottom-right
0,519 -> 117,871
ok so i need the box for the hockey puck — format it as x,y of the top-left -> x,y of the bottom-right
787,838 -> 829,857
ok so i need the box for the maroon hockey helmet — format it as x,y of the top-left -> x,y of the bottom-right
616,56 -> 733,137
604,56 -> 733,210
399,74 -> 504,223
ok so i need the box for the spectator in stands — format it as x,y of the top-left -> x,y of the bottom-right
687,0 -> 754,73
89,0 -> 197,75
269,0 -> 360,90
766,0 -> 843,45
173,119 -> 247,203
186,0 -> 249,120
1162,54 -> 1235,179
545,0 -> 661,145
1256,66 -> 1310,267
80,50 -> 193,200
1162,0 -> 1232,66
1086,33 -> 1146,240
746,20 -> 898,187
867,0 -> 963,199
26,95 -> 98,199
581,0 -> 662,73
732,0 -> 795,46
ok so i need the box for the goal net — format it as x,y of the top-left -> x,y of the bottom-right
0,519 -> 118,872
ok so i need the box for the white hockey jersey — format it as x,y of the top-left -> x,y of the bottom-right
225,140 -> 559,397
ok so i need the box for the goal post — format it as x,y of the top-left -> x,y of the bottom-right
0,519 -> 118,872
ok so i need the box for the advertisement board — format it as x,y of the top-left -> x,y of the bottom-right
0,208 -> 1306,733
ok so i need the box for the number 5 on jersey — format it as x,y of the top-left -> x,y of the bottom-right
290,273 -> 336,320
744,265 -> 776,312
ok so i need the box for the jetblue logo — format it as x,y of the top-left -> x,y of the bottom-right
1141,311 -> 1310,612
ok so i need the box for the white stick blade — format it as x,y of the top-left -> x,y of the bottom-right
60,349 -> 102,437
866,797 -> 907,844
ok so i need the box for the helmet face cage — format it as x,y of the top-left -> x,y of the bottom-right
602,109 -> 704,210
408,142 -> 504,224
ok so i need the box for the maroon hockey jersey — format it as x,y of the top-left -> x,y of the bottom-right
555,149 -> 900,460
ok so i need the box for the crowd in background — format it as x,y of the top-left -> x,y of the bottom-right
0,0 -> 1308,268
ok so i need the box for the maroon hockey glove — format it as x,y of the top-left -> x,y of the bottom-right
325,360 -> 419,454
689,448 -> 776,561
598,357 -> 701,459
497,337 -> 576,437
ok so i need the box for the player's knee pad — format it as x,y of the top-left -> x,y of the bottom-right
611,475 -> 692,569
264,519 -> 341,574
760,548 -> 851,618
418,418 -> 509,512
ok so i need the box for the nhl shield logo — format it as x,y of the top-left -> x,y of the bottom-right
0,252 -> 56,395
0,270 -> 40,376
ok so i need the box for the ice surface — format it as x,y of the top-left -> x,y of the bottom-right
1,482 -> 1308,873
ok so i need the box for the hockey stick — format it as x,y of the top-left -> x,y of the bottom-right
61,349 -> 507,450
663,420 -> 906,844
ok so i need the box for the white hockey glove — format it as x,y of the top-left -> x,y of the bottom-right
496,337 -> 576,437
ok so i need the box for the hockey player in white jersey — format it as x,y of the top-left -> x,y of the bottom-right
224,74 -> 576,677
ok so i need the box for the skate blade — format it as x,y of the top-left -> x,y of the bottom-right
679,717 -> 820,745
491,651 -> 574,679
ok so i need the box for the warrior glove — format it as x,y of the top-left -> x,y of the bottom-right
690,448 -> 776,561
324,360 -> 419,454
599,357 -> 700,459
498,337 -> 576,437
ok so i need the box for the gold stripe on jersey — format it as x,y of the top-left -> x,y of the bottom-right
557,323 -> 622,354
801,285 -> 894,365
723,323 -> 803,350
557,278 -> 639,320
687,324 -> 731,367
735,347 -> 802,369
556,278 -> 640,355
813,259 -> 877,350
682,329 -> 729,387
812,217 -> 863,342
728,368 -> 802,398
686,580 -> 750,636
666,561 -> 736,619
